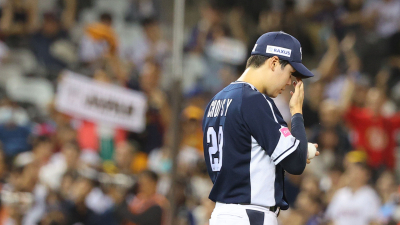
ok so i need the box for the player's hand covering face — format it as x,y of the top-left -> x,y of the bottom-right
289,78 -> 304,115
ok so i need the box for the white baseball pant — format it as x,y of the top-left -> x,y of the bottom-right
209,202 -> 279,225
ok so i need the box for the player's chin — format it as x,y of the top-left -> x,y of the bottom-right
274,91 -> 282,97
268,91 -> 280,98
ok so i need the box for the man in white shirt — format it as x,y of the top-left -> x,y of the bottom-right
363,0 -> 400,38
325,162 -> 381,225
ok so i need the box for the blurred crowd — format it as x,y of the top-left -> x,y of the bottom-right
0,0 -> 399,224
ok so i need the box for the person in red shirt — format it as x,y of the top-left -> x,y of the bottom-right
386,112 -> 400,165
344,88 -> 394,171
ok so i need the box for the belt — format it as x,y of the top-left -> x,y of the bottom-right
269,206 -> 278,212
238,203 -> 279,213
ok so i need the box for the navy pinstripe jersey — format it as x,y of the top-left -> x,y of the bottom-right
202,81 -> 300,210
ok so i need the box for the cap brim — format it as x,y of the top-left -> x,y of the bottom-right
289,62 -> 314,78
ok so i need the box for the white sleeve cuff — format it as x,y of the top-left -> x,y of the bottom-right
272,137 -> 299,165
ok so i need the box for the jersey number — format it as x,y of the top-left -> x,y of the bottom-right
207,126 -> 223,171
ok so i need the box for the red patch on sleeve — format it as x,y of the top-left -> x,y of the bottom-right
279,127 -> 291,137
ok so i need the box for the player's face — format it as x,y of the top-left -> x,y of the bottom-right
270,63 -> 296,98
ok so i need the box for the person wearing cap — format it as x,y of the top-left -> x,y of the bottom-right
202,31 -> 319,224
325,162 -> 380,225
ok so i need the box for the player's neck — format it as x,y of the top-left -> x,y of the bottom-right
237,68 -> 267,94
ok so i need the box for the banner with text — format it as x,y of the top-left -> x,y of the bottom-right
56,71 -> 147,132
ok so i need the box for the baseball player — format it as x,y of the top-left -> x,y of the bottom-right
203,31 -> 319,225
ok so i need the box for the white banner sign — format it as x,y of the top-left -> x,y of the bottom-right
56,71 -> 147,132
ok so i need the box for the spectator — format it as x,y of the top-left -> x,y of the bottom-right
6,152 -> 47,225
147,146 -> 172,177
174,178 -> 195,225
247,9 -> 283,58
302,81 -> 323,129
325,162 -> 381,225
125,0 -> 162,22
30,12 -> 70,79
56,0 -> 78,30
176,104 -> 203,174
59,172 -> 76,201
376,171 -> 398,223
79,13 -> 118,64
387,49 -> 400,101
312,35 -> 343,101
60,176 -> 100,225
363,0 -> 400,39
55,125 -> 77,151
114,170 -> 169,225
128,61 -> 170,154
40,210 -> 66,225
0,99 -> 31,158
56,0 -> 93,25
112,141 -> 147,175
185,1 -> 224,53
39,141 -> 80,190
319,165 -> 345,206
31,136 -> 54,166
344,88 -> 394,173
300,175 -> 322,199
308,100 -> 352,177
204,23 -> 247,66
333,0 -> 367,39
123,18 -> 169,72
181,105 -> 203,153
295,192 -> 323,225
0,0 -> 39,47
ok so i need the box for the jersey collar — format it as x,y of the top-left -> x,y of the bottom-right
231,81 -> 259,92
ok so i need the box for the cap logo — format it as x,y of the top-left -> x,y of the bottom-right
300,47 -> 302,60
266,45 -> 291,58
252,44 -> 258,52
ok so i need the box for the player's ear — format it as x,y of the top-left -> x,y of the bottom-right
269,56 -> 279,72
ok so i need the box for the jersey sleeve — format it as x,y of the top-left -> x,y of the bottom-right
241,90 -> 299,165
